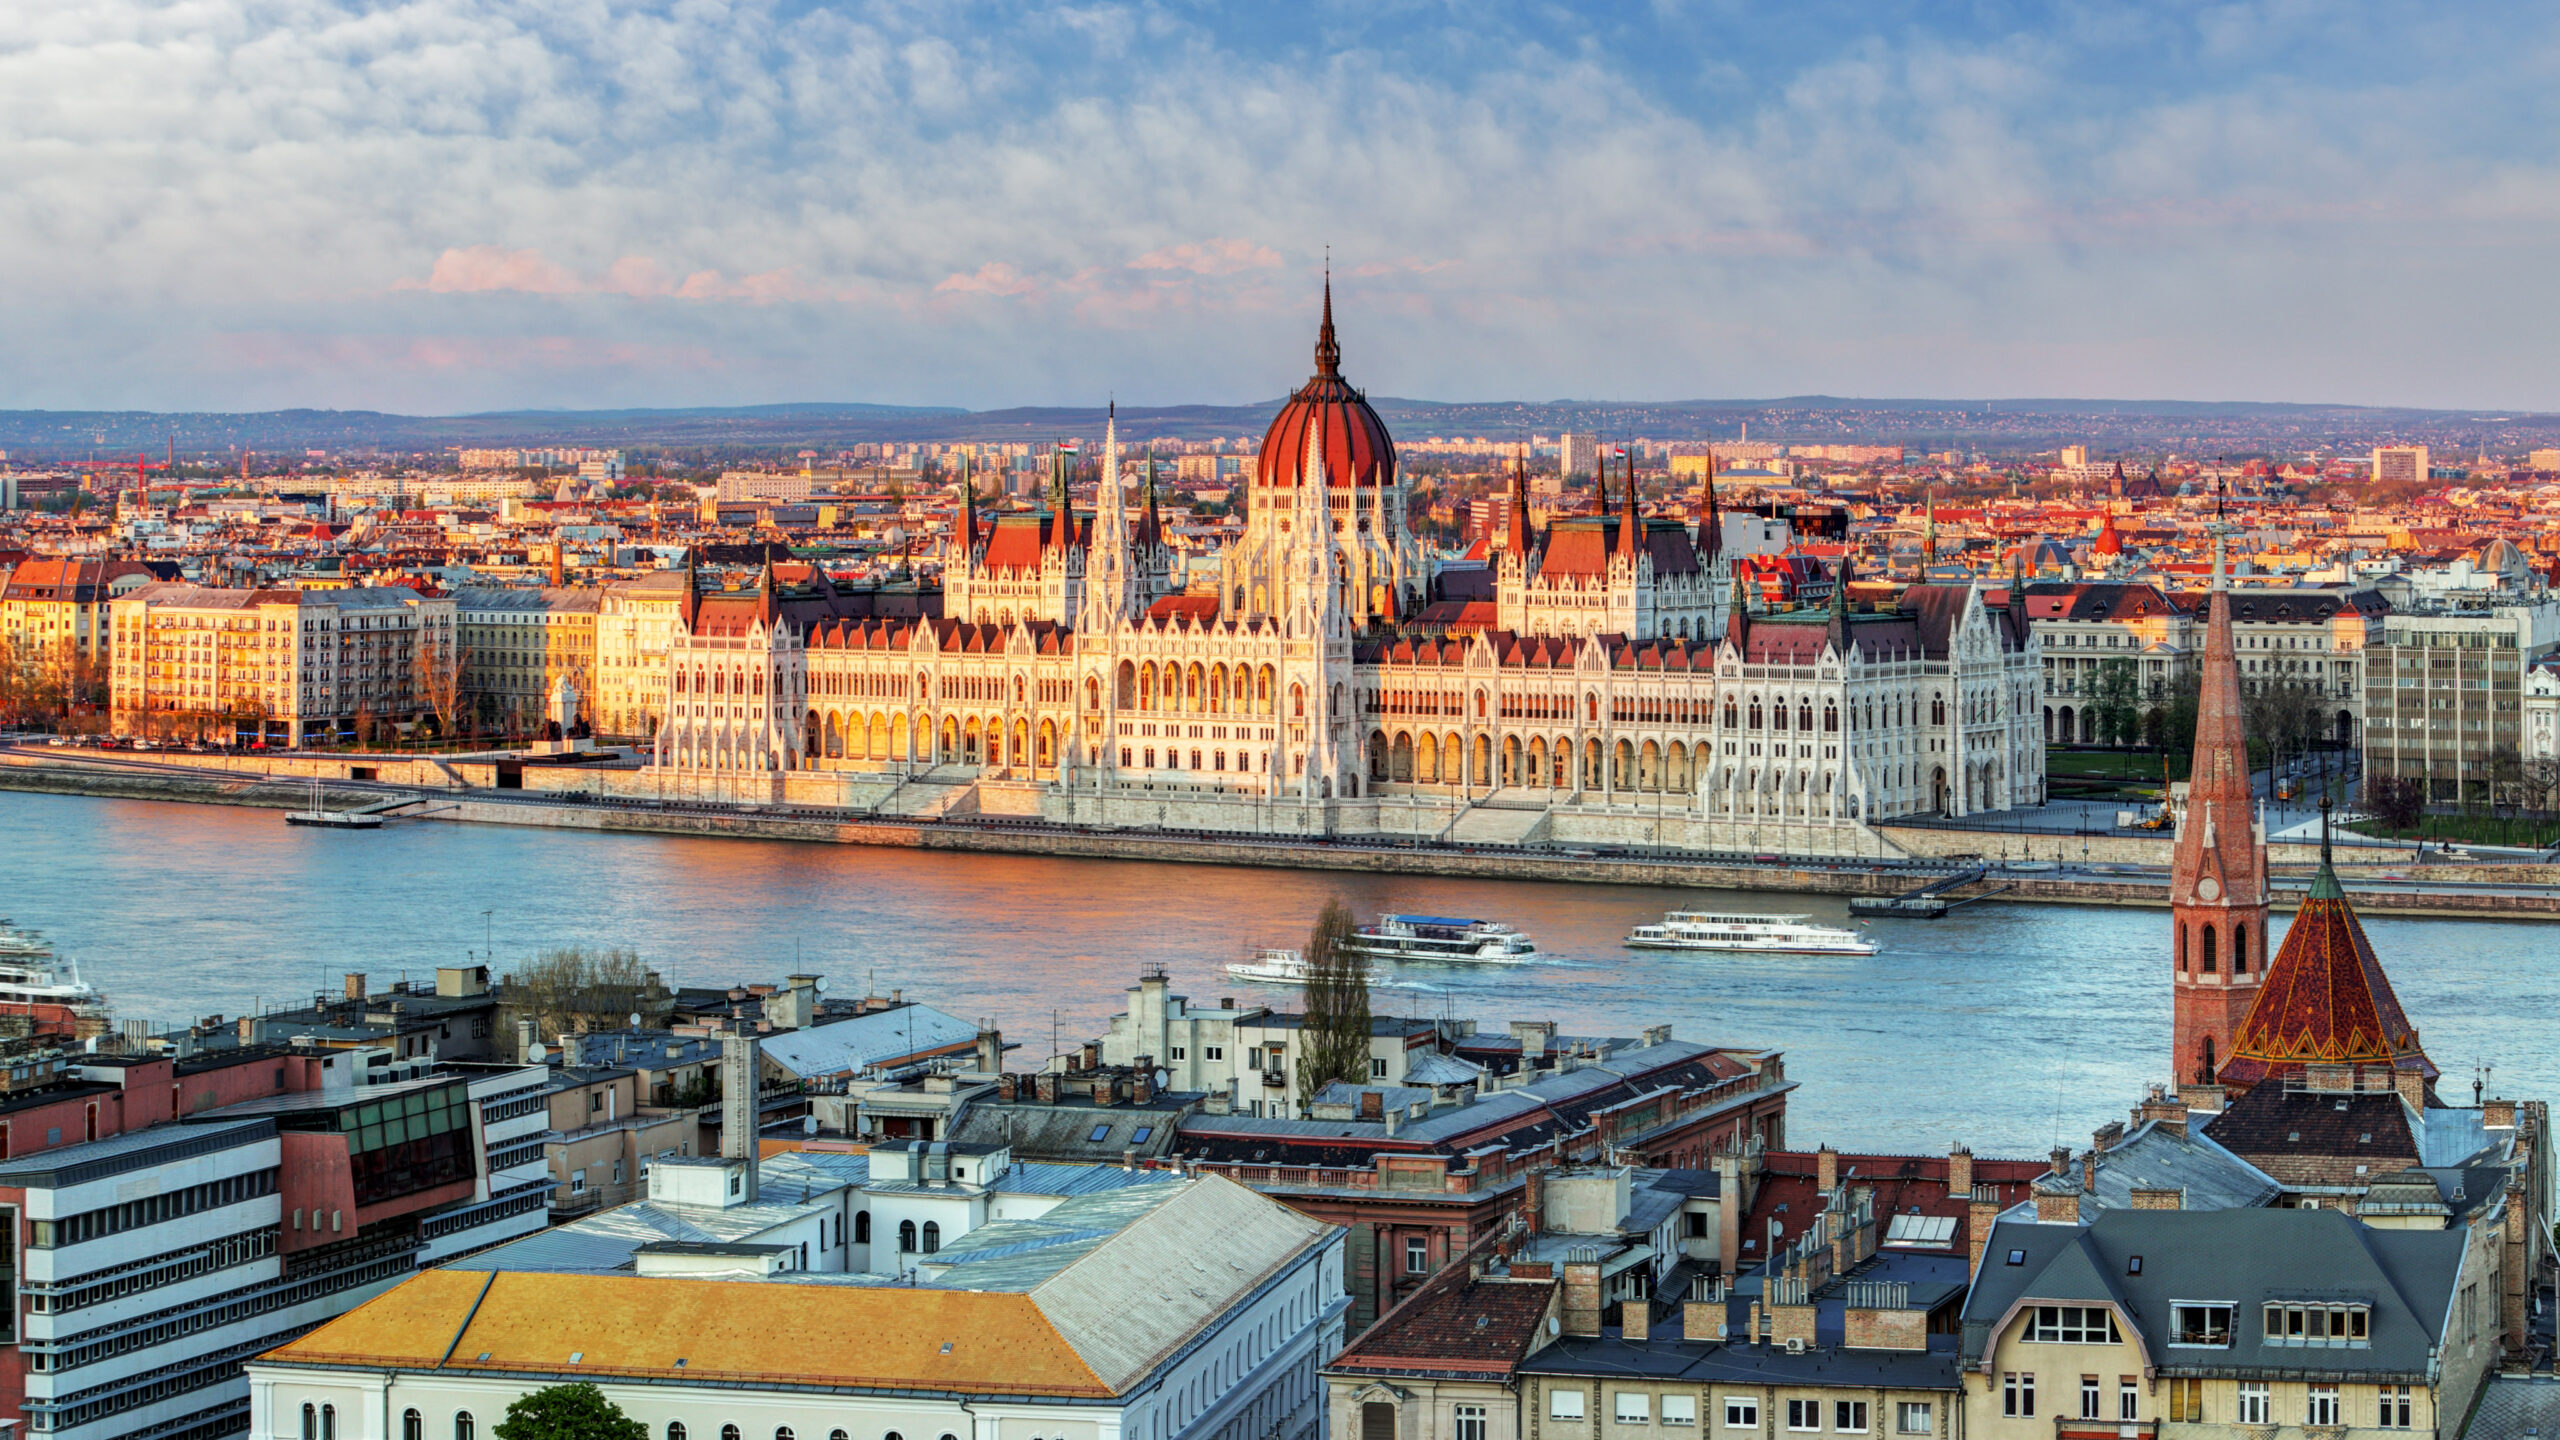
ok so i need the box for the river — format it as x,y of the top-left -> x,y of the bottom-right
4,790 -> 2548,1155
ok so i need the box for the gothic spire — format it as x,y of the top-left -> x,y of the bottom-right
1616,453 -> 1639,559
1698,449 -> 1722,562
1314,264 -> 1341,378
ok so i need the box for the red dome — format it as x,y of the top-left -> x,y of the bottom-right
1255,283 -> 1396,490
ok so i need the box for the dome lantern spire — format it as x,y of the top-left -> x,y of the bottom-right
1314,259 -> 1341,377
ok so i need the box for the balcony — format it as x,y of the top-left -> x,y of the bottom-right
2053,1421 -> 2157,1440
1262,1071 -> 1288,1088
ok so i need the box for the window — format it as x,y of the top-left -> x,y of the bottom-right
2170,1303 -> 2233,1346
777,1431 -> 796,1440
2028,1305 -> 2122,1343
897,1220 -> 916,1252
456,1416 -> 476,1440
668,1427 -> 687,1440
1894,1405 -> 1930,1436
1089,1124 -> 1113,1143
1662,1397 -> 1696,1428
2079,1377 -> 2101,1421
1788,1400 -> 1821,1431
324,1407 -> 337,1440
1170,1047 -> 1187,1061
1457,1406 -> 1490,1440
1370,1058 -> 1388,1079
1204,1046 -> 1223,1061
2307,1386 -> 2340,1427
1131,1127 -> 1153,1144
1724,1399 -> 1758,1429
1834,1401 -> 1868,1433
2166,1380 -> 2203,1423
1619,1393 -> 1653,1424
2379,1385 -> 2413,1428
1552,1390 -> 1588,1420
405,1412 -> 424,1440
2002,1374 -> 2035,1418
1406,1237 -> 1428,1274
2119,1379 -> 2139,1422
723,1429 -> 742,1440
2005,1249 -> 2026,1266
304,1405 -> 317,1440
2236,1383 -> 2269,1425
921,1221 -> 940,1254
854,1212 -> 870,1244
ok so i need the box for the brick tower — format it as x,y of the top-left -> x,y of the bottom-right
2169,531 -> 2268,1088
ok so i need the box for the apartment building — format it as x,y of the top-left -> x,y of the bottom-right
0,558 -> 154,681
106,583 -> 458,745
1962,1208 -> 2499,1440
0,1040 -> 545,1440
251,1171 -> 1346,1440
450,586 -> 600,735
593,568 -> 690,739
2361,600 -> 2560,804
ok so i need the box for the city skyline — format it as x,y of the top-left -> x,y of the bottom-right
7,3 -> 2559,414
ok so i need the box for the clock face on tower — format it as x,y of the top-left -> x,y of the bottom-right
2196,876 -> 2221,901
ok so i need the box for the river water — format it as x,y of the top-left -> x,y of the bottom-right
4,791 -> 2548,1155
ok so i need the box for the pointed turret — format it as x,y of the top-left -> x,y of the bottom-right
1727,568 -> 1753,652
1922,489 -> 1937,567
1314,266 -> 1342,378
1826,552 -> 1852,651
957,453 -> 978,558
1141,452 -> 1163,548
1697,450 -> 1722,562
2216,799 -> 2437,1092
2007,555 -> 2028,642
2170,527 -> 2270,1088
1505,451 -> 1532,558
1051,450 -> 1075,558
1616,454 -> 1640,560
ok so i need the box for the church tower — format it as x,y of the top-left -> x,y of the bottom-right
2170,531 -> 2269,1088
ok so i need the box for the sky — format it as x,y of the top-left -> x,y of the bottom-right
4,1 -> 2557,415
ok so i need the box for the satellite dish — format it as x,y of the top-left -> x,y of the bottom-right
527,1043 -> 548,1062
1154,1068 -> 1171,1092
803,1115 -> 820,1136
629,1012 -> 642,1030
1548,1317 -> 1561,1337
814,975 -> 830,992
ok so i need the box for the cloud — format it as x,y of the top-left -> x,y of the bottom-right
1,2 -> 2557,411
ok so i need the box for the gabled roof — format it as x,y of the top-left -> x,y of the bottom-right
1326,1257 -> 1556,1380
2217,859 -> 2436,1089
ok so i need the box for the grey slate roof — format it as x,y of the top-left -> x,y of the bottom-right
1960,1208 -> 2467,1380
1520,1331 -> 1961,1391
2084,1117 -> 2283,1214
2465,1374 -> 2560,1440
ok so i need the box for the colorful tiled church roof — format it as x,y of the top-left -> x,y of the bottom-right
2216,805 -> 2437,1090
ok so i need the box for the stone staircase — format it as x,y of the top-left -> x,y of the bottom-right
1442,797 -> 1552,847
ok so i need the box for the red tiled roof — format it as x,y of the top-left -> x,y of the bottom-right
1326,1258 -> 1555,1378
2217,875 -> 2435,1089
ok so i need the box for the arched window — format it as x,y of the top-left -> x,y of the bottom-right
2232,927 -> 2248,975
832,1433 -> 850,1440
898,1220 -> 917,1252
2200,925 -> 2218,973
2176,924 -> 2186,972
668,1426 -> 687,1440
303,1404 -> 317,1440
778,1429 -> 798,1440
1799,702 -> 1814,731
1723,700 -> 1738,727
922,1221 -> 941,1253
1932,695 -> 1946,725
324,1407 -> 338,1440
456,1415 -> 476,1440
853,1211 -> 870,1244
406,1412 -> 425,1440
723,1428 -> 742,1440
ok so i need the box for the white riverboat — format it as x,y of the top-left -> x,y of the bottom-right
1623,911 -> 1879,955
1343,915 -> 1538,964
0,921 -> 110,1016
1224,948 -> 1389,986
285,777 -> 383,829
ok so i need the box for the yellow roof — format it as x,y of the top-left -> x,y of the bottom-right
266,1271 -> 1109,1397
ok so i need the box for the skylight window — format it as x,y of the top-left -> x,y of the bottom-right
1088,1124 -> 1112,1143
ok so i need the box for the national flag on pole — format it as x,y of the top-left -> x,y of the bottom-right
1612,446 -> 1628,458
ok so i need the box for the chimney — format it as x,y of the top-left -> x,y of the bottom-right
1079,1041 -> 1100,1071
1093,1078 -> 1116,1106
719,1030 -> 761,1203
1510,1020 -> 1554,1061
342,973 -> 367,1001
1683,1301 -> 1723,1343
1525,1168 -> 1546,1235
2393,1068 -> 2427,1112
1035,1072 -> 1060,1104
2483,1097 -> 2517,1128
1561,1260 -> 1604,1337
1815,1145 -> 1838,1195
1359,1090 -> 1385,1121
2306,1062 -> 2353,1094
1122,1147 -> 1135,1171
2081,1149 -> 2099,1195
2128,1187 -> 2184,1211
1946,1143 -> 1973,1200
996,1073 -> 1018,1102
516,1018 -> 537,1063
2091,1121 -> 2124,1154
1133,1070 -> 1154,1104
975,1028 -> 1003,1077
1621,1299 -> 1650,1341
2136,1086 -> 2191,1138
1968,1192 -> 2001,1276
2031,1168 -> 2084,1226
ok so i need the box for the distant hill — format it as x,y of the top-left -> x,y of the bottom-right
2,396 -> 2553,459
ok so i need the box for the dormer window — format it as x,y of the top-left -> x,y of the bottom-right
2170,1304 -> 2231,1346
2027,1306 -> 2121,1343
2263,1304 -> 2369,1345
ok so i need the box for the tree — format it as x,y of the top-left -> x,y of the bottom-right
1292,898 -> 1372,1111
499,945 -> 662,1049
491,1382 -> 647,1440
2089,658 -> 2142,748
2365,773 -> 2426,832
415,631 -> 470,740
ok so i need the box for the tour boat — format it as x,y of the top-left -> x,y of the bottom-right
1342,915 -> 1538,964
1224,948 -> 1388,987
0,922 -> 110,1016
286,777 -> 383,829
1623,911 -> 1880,956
